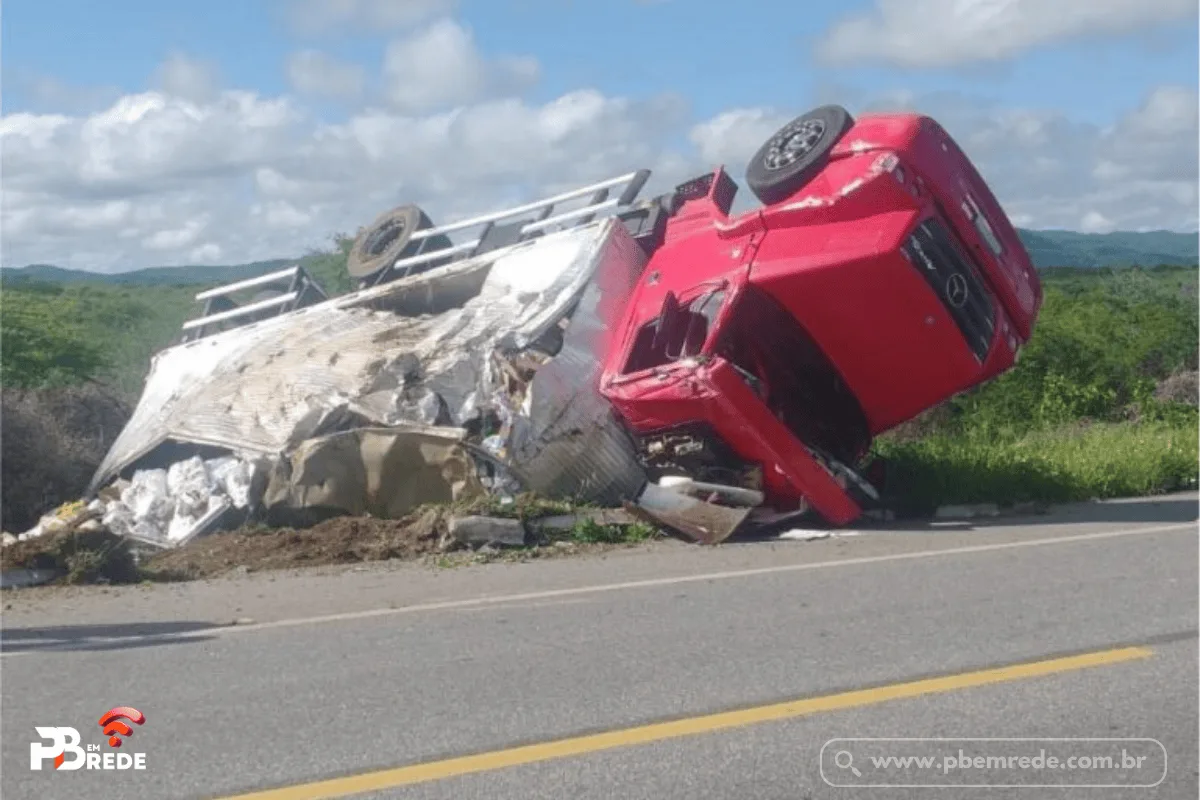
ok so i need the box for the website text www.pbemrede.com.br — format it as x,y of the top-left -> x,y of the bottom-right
819,738 -> 1168,788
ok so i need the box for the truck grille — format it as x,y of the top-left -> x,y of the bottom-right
902,218 -> 995,361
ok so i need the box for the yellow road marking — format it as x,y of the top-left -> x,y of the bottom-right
218,645 -> 1152,800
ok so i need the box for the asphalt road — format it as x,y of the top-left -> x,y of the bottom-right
2,493 -> 1196,800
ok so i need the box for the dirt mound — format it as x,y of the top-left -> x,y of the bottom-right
1,384 -> 131,532
144,509 -> 447,579
2,524 -> 139,585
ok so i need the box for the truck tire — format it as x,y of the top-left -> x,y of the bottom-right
346,204 -> 453,282
745,105 -> 855,205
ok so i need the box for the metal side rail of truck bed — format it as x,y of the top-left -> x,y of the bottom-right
181,265 -> 329,342
180,169 -> 654,340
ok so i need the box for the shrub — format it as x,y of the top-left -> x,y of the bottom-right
0,384 -> 131,532
1,284 -> 107,388
931,269 -> 1198,437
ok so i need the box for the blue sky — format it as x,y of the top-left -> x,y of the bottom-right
6,0 -> 1195,121
2,0 -> 1197,270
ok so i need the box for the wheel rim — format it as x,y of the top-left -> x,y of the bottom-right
762,118 -> 827,171
363,218 -> 407,257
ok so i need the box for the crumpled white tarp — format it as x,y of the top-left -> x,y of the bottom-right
90,221 -> 627,491
87,219 -> 650,540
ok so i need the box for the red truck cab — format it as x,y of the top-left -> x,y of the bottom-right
601,106 -> 1042,525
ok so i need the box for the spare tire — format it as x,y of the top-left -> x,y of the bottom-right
745,105 -> 855,206
346,204 -> 453,281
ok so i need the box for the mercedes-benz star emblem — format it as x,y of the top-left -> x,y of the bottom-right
945,274 -> 969,308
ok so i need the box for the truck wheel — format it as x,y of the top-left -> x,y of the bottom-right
745,105 -> 854,205
346,204 -> 453,282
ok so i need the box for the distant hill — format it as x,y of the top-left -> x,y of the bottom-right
1017,229 -> 1198,269
2,229 -> 1195,286
1,259 -> 297,287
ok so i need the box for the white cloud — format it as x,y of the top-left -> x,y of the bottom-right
853,86 -> 1199,231
8,70 -> 122,114
284,0 -> 458,34
2,61 -> 1195,274
689,108 -> 792,169
154,53 -> 220,103
381,19 -> 539,113
0,79 -> 691,271
1094,85 -> 1199,184
1,91 -> 301,201
188,243 -> 224,263
142,217 -> 208,250
286,50 -> 367,101
818,0 -> 1197,67
1079,210 -> 1115,233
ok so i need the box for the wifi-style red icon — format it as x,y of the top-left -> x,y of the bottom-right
98,707 -> 146,748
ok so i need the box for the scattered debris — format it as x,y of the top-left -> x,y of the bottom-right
536,508 -> 638,532
777,529 -> 834,542
631,483 -> 752,545
448,516 -> 526,548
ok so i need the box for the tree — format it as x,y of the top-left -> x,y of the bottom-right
1,285 -> 108,387
300,233 -> 355,297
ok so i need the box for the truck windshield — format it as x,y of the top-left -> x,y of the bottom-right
623,287 -> 726,373
713,285 -> 871,465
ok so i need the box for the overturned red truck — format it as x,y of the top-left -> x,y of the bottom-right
600,105 -> 1042,525
88,104 -> 1042,547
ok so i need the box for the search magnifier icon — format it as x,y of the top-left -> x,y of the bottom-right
834,750 -> 863,777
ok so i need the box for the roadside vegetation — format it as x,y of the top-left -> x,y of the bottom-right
875,265 -> 1198,512
2,250 -> 1196,559
0,234 -> 356,398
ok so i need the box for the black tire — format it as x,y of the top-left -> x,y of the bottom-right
346,204 -> 453,281
745,105 -> 855,205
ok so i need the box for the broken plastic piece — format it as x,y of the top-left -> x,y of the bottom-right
656,476 -> 764,507
632,483 -> 751,545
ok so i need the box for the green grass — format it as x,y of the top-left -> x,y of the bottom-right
565,518 -> 659,544
876,422 -> 1199,515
